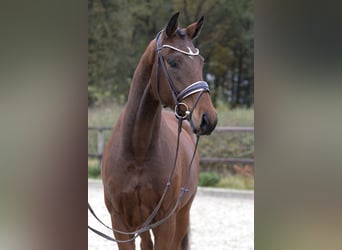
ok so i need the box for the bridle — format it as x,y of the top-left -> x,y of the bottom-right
155,30 -> 210,120
88,29 -> 210,243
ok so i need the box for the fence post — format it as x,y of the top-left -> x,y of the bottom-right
97,128 -> 104,167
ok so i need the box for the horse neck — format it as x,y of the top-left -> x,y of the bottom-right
122,41 -> 161,162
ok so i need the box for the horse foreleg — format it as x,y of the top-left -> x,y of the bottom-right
140,230 -> 153,250
109,212 -> 136,250
174,201 -> 193,250
152,214 -> 176,250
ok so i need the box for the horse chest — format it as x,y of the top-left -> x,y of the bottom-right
111,160 -> 162,193
108,161 -> 163,225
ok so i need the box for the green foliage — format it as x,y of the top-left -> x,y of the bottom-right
216,175 -> 254,190
198,172 -> 221,187
88,0 -> 254,108
88,0 -> 135,106
88,165 -> 101,178
199,104 -> 254,164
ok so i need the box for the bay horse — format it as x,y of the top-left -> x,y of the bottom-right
101,12 -> 217,250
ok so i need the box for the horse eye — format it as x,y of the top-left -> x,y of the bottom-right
168,60 -> 177,68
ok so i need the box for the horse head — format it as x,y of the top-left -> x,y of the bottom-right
152,12 -> 217,135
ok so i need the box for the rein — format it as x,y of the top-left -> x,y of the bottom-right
88,29 -> 209,243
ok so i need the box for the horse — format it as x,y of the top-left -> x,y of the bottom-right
101,12 -> 217,250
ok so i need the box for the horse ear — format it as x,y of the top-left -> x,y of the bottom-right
165,12 -> 180,37
186,16 -> 204,40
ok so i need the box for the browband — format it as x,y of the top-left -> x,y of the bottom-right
160,44 -> 200,56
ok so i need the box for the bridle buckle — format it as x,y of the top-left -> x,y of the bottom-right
174,102 -> 190,120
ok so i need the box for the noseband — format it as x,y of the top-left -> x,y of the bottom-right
155,31 -> 210,120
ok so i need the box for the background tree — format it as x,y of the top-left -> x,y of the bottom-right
88,0 -> 254,108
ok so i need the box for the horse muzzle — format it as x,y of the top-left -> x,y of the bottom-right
191,111 -> 217,135
185,93 -> 217,135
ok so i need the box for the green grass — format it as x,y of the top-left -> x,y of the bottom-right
215,102 -> 254,127
88,159 -> 101,179
88,102 -> 123,127
199,171 -> 254,190
198,172 -> 221,187
88,102 -> 254,189
88,102 -> 254,127
216,175 -> 254,190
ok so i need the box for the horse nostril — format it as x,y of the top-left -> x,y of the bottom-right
200,113 -> 211,135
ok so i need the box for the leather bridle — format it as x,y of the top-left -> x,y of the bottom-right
88,29 -> 208,243
155,30 -> 210,120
